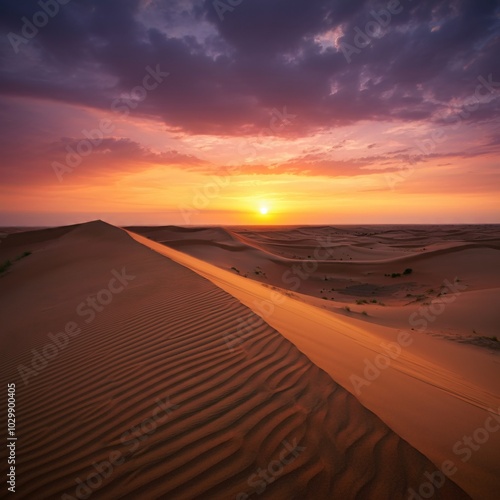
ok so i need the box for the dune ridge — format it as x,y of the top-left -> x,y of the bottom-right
128,226 -> 500,499
0,221 -> 468,499
130,225 -> 500,343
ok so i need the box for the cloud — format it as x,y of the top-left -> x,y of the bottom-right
0,0 -> 498,137
0,134 -> 208,185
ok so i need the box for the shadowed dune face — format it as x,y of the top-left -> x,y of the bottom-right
0,222 -> 468,499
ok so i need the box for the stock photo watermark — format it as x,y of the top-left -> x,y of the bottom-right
17,267 -> 136,385
340,0 -> 405,63
7,0 -> 71,54
225,236 -> 335,352
6,383 -> 17,493
61,395 -> 180,499
236,438 -> 305,499
178,106 -> 296,224
386,73 -> 500,189
349,277 -> 466,396
409,407 -> 500,499
52,65 -> 169,182
213,0 -> 245,22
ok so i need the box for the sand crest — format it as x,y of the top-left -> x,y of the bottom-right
0,221 -> 468,498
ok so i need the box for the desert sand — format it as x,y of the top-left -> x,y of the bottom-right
128,224 -> 500,499
1,221 -> 498,499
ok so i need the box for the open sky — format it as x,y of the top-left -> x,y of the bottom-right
0,0 -> 499,226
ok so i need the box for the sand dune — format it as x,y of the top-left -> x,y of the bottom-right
131,225 -> 500,342
128,224 -> 500,499
0,221 -> 468,498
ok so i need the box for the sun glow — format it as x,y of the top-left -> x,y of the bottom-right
259,206 -> 269,215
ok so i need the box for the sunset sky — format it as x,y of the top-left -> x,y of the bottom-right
0,0 -> 499,226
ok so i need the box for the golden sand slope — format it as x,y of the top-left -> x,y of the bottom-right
128,227 -> 500,499
0,221 -> 467,499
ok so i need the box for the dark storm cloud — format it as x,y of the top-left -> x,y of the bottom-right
205,0 -> 368,53
0,0 -> 499,136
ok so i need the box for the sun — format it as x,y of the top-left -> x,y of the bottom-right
259,206 -> 269,215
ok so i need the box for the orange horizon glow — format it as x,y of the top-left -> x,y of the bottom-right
0,100 -> 499,227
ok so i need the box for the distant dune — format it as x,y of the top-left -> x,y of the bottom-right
130,224 -> 500,345
129,223 -> 500,499
0,221 -> 472,498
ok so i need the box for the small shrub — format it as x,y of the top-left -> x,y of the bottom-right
0,260 -> 12,273
391,273 -> 401,278
361,311 -> 368,316
403,268 -> 413,275
15,251 -> 32,261
253,267 -> 266,277
344,306 -> 351,312
0,250 -> 32,274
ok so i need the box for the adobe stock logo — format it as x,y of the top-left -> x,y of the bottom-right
17,268 -> 136,385
212,0 -> 245,22
236,439 -> 305,499
340,0 -> 405,63
7,0 -> 72,54
409,408 -> 500,499
52,65 -> 169,182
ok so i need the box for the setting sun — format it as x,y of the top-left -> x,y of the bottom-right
259,206 -> 269,215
